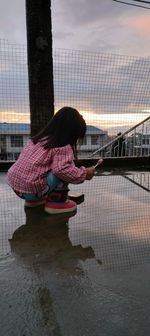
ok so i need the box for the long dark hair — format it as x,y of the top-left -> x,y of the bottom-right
31,107 -> 86,153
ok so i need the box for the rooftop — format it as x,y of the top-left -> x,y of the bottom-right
0,122 -> 30,134
0,123 -> 106,135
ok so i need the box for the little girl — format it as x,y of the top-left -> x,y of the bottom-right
7,107 -> 103,214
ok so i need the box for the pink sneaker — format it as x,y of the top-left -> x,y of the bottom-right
44,199 -> 77,214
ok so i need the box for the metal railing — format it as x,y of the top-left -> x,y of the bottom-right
90,116 -> 150,158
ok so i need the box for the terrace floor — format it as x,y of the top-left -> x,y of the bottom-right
0,171 -> 150,336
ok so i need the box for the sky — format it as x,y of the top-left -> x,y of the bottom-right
0,0 -> 150,134
0,0 -> 150,56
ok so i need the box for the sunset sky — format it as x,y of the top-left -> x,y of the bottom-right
0,0 -> 150,134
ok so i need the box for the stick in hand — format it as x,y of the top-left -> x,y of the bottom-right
94,159 -> 103,169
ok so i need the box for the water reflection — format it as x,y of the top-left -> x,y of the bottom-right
8,208 -> 101,335
9,207 -> 99,274
124,172 -> 150,193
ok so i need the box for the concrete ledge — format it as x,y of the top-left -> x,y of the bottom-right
76,156 -> 150,171
0,156 -> 149,172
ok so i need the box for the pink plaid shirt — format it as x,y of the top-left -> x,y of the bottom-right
7,139 -> 87,195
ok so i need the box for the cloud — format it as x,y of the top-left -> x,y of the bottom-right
0,40 -> 29,113
127,14 -> 150,36
0,0 -> 150,57
0,0 -> 26,44
1,38 -> 150,118
53,48 -> 150,115
52,0 -> 150,57
52,0 -> 130,26
1,1 -> 150,135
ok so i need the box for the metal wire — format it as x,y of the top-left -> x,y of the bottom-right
112,0 -> 150,9
0,40 -> 150,271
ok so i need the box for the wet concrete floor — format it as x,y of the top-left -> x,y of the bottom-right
0,172 -> 150,336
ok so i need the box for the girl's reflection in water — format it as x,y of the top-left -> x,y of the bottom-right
9,206 -> 101,274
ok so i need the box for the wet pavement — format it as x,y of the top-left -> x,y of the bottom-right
0,172 -> 150,336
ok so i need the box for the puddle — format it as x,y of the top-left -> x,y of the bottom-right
1,172 -> 150,335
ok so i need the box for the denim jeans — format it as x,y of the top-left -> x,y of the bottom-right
17,172 -> 64,201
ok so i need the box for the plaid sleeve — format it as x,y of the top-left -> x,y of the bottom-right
51,145 -> 87,184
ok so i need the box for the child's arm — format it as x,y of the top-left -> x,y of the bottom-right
51,145 -> 98,184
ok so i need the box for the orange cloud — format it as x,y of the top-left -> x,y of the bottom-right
127,15 -> 150,36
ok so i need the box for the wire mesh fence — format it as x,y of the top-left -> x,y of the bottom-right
1,40 -> 150,161
0,39 -> 150,270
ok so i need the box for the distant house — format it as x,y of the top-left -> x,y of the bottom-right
0,123 -> 30,161
0,123 -> 108,161
78,125 -> 109,158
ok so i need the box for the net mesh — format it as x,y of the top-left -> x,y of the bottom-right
0,39 -> 150,270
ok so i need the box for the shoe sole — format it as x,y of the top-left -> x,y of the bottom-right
44,205 -> 77,214
68,193 -> 84,204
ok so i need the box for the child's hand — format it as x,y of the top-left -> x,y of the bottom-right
86,167 -> 95,180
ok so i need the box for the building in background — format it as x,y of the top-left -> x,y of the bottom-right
78,125 -> 109,158
0,123 -> 30,161
1,122 -> 150,161
0,123 -> 109,161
